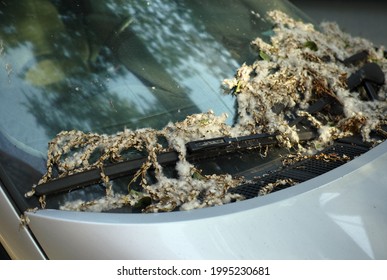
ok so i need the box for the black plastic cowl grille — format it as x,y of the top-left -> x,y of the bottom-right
229,142 -> 370,199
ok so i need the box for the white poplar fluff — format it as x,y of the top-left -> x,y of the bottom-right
33,11 -> 386,212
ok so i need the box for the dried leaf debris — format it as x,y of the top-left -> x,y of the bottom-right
28,11 -> 386,212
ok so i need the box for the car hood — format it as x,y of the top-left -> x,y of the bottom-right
26,140 -> 387,259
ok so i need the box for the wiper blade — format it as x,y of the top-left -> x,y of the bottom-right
187,133 -> 277,153
186,131 -> 315,154
34,97 -> 335,197
34,151 -> 179,196
187,97 -> 334,155
33,130 -> 315,197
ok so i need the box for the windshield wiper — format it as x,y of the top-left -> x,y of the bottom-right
33,131 -> 317,197
33,96 -> 337,197
33,151 -> 179,196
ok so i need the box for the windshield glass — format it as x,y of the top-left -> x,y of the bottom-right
0,0 -> 309,211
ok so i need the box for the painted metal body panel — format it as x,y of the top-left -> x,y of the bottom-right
0,187 -> 45,259
25,141 -> 387,259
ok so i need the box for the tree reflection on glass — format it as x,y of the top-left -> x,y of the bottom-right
0,0 -> 276,151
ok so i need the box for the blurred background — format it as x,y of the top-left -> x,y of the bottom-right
290,0 -> 387,47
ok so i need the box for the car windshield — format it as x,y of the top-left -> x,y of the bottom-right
0,0 -> 316,212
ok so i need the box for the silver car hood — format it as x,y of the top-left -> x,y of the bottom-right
26,140 -> 387,259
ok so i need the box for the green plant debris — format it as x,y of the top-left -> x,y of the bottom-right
304,40 -> 318,51
259,50 -> 271,61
